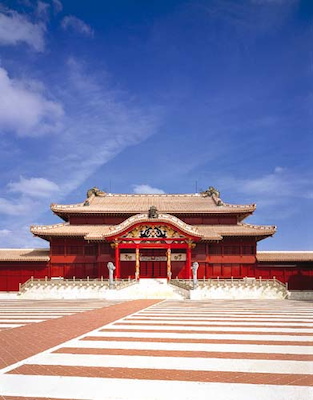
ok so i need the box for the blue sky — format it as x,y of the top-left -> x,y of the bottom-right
0,0 -> 312,250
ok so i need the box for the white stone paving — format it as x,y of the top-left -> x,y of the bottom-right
66,338 -> 313,354
103,324 -> 313,332
1,375 -> 311,400
26,352 -> 313,374
88,330 -> 313,341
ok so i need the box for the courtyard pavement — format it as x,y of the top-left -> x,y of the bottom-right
0,298 -> 312,399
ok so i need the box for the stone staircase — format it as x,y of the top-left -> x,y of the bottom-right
106,279 -> 188,300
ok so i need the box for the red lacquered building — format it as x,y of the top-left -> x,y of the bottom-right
0,187 -> 312,292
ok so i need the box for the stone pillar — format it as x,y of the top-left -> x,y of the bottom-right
135,247 -> 140,280
167,248 -> 172,280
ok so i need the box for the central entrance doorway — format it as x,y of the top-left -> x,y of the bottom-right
140,249 -> 167,278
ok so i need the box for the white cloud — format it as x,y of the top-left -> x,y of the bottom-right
61,15 -> 94,37
0,67 -> 64,137
0,10 -> 45,51
7,177 -> 60,198
133,184 -> 165,194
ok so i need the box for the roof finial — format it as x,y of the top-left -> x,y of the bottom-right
200,186 -> 223,206
87,187 -> 106,198
200,186 -> 220,198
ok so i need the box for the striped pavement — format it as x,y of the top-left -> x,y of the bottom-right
0,299 -> 121,331
0,299 -> 312,399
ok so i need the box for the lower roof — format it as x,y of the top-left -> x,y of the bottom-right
0,249 -> 50,262
31,212 -> 276,241
257,251 -> 313,262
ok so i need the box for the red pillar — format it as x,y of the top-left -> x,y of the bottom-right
115,242 -> 120,279
187,244 -> 192,279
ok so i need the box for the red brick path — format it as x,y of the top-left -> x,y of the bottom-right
0,299 -> 160,369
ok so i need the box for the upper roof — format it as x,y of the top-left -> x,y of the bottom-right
0,248 -> 50,262
51,187 -> 256,217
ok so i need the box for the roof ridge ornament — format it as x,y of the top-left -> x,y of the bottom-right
148,205 -> 158,218
86,187 -> 106,198
200,186 -> 223,205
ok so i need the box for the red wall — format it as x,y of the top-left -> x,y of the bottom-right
1,234 -> 312,291
0,261 -> 49,291
256,263 -> 313,290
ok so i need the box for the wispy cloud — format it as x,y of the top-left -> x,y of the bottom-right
7,177 -> 60,198
0,67 -> 64,137
52,0 -> 63,14
61,15 -> 94,37
0,55 -> 161,247
219,167 -> 313,208
35,1 -> 50,21
133,184 -> 166,194
0,9 -> 45,51
46,58 -> 160,192
0,196 -> 40,216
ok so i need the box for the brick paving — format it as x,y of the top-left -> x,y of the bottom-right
0,299 -> 159,369
0,299 -> 312,399
0,299 -> 121,332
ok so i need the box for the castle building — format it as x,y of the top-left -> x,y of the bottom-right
0,187 -> 312,292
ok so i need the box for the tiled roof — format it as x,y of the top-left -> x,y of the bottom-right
196,223 -> 276,239
31,217 -> 275,241
51,193 -> 256,215
257,251 -> 313,262
0,248 -> 50,262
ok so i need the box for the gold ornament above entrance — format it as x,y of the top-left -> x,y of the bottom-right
122,225 -> 186,240
120,253 -> 186,262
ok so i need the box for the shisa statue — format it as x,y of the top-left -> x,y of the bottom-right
107,261 -> 116,288
191,261 -> 199,288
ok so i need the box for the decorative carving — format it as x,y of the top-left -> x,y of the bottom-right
148,206 -> 158,218
123,225 -> 184,240
87,187 -> 105,198
107,213 -> 200,237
